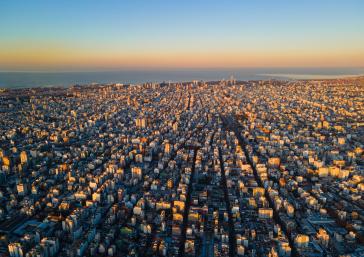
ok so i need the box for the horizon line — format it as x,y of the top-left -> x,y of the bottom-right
1,66 -> 364,73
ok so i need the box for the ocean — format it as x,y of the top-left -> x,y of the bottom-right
0,67 -> 363,88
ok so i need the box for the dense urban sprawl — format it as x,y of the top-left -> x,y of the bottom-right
0,77 -> 363,257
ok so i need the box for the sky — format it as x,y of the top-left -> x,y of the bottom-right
0,0 -> 364,71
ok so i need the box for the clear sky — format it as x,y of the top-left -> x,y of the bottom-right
1,0 -> 364,71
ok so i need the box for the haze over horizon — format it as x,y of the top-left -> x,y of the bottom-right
1,0 -> 364,71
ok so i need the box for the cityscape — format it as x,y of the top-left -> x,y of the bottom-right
1,1 -> 364,256
0,76 -> 363,257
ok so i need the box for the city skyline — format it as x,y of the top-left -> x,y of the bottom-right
1,0 -> 364,71
1,1 -> 364,256
1,77 -> 364,257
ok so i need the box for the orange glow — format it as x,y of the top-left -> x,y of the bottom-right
1,43 -> 363,70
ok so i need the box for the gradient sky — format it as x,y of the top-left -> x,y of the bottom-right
1,0 -> 364,70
